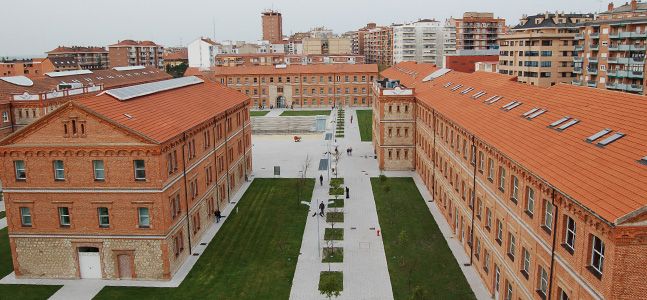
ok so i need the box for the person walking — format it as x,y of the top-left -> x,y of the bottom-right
351,115 -> 353,124
215,209 -> 222,223
319,201 -> 325,217
345,186 -> 350,199
319,174 -> 324,186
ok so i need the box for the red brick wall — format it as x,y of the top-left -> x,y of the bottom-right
444,55 -> 499,73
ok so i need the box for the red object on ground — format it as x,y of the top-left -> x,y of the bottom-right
377,229 -> 381,236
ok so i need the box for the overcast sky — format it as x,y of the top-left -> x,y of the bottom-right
1,0 -> 609,57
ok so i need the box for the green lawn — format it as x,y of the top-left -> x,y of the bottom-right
328,199 -> 344,208
0,228 -> 63,299
250,110 -> 270,117
324,228 -> 344,241
356,110 -> 373,142
280,110 -> 331,117
326,212 -> 344,223
95,178 -> 315,300
322,247 -> 343,263
371,177 -> 475,300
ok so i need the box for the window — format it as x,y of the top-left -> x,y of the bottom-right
478,152 -> 484,172
498,167 -> 506,191
505,281 -> 513,300
138,207 -> 150,228
475,238 -> 481,259
507,233 -> 516,261
134,160 -> 146,180
485,208 -> 492,230
53,160 -> 65,180
522,247 -> 531,278
564,216 -> 576,253
170,194 -> 181,219
476,198 -> 483,219
20,207 -> 32,227
14,160 -> 26,180
526,187 -> 535,216
543,201 -> 554,232
58,207 -> 71,226
2,111 -> 8,122
487,158 -> 494,181
496,219 -> 503,244
93,160 -> 105,181
590,235 -> 605,277
511,176 -> 519,203
538,266 -> 548,298
560,289 -> 570,300
98,207 -> 110,228
483,250 -> 490,273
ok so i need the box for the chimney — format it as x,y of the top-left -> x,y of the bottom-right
631,0 -> 638,11
608,2 -> 614,11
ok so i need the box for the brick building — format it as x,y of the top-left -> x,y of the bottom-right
0,57 -> 79,77
190,64 -> 378,108
450,12 -> 506,51
0,76 -> 252,280
0,67 -> 171,138
573,0 -> 647,94
364,25 -> 394,67
373,61 -> 647,300
499,13 -> 594,87
444,54 -> 499,73
262,10 -> 283,43
46,46 -> 109,70
214,53 -> 364,67
108,40 -> 164,69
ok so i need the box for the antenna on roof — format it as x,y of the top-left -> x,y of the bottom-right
213,17 -> 216,42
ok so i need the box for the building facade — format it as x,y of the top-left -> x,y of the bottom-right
393,19 -> 446,66
262,10 -> 283,43
364,25 -> 394,67
499,13 -> 594,87
108,40 -> 164,69
188,38 -> 218,69
450,12 -> 506,52
0,77 -> 252,280
573,0 -> 647,94
374,62 -> 647,300
192,64 -> 378,108
46,46 -> 109,70
1,57 -> 79,77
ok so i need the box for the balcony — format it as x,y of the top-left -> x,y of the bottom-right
607,57 -> 618,63
627,84 -> 643,92
587,80 -> 597,87
574,45 -> 584,51
572,80 -> 583,86
589,44 -> 599,51
589,57 -> 598,63
629,32 -> 647,38
590,32 -> 600,39
628,70 -> 644,78
587,68 -> 598,75
609,32 -> 620,39
573,68 -> 583,74
573,56 -> 583,63
609,45 -> 619,51
606,82 -> 620,89
574,33 -> 584,40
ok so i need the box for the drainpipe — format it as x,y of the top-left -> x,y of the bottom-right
181,132 -> 192,255
547,188 -> 558,300
9,102 -> 15,133
431,109 -> 436,201
468,135 -> 478,266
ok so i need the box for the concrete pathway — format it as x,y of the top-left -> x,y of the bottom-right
289,107 -> 393,300
1,200 -> 6,230
0,179 -> 255,300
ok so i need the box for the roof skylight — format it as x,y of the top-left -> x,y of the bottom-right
586,129 -> 611,143
472,91 -> 486,99
501,101 -> 517,109
505,102 -> 523,111
557,119 -> 579,130
639,156 -> 647,165
443,82 -> 453,88
460,87 -> 474,94
523,108 -> 539,117
527,109 -> 546,119
451,84 -> 463,91
597,132 -> 625,146
549,116 -> 571,127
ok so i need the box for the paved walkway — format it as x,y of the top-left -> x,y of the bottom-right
0,179 -> 255,300
288,108 -> 393,300
0,200 -> 6,230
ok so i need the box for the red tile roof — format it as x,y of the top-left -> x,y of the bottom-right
0,67 -> 171,101
47,46 -> 107,54
77,80 -> 248,143
109,40 -> 161,47
207,64 -> 378,76
383,62 -> 647,224
164,50 -> 188,61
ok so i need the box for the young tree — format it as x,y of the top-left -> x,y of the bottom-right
332,150 -> 342,178
319,273 -> 342,300
296,155 -> 311,205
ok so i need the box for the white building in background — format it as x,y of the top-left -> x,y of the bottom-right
188,37 -> 219,69
392,19 -> 455,66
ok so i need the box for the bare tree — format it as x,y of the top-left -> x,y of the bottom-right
332,150 -> 342,178
296,155 -> 311,205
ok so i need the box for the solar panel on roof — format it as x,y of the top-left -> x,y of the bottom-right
549,116 -> 571,127
105,76 -> 204,101
527,109 -> 546,119
523,108 -> 539,117
586,129 -> 612,143
45,69 -> 93,77
557,119 -> 579,130
597,132 -> 625,146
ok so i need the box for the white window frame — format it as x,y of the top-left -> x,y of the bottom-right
2,111 -> 8,122
138,207 -> 151,228
499,167 -> 506,190
20,207 -> 32,226
522,248 -> 531,274
544,201 -> 554,230
590,235 -> 605,274
14,160 -> 26,180
526,187 -> 535,215
508,233 -> 516,258
58,207 -> 71,226
487,158 -> 495,180
134,160 -> 146,180
93,160 -> 105,181
53,160 -> 65,180
98,207 -> 110,228
539,266 -> 549,296
565,216 -> 576,251
512,176 -> 519,201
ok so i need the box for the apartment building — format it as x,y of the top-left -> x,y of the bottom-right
188,38 -> 219,69
393,19 -> 446,66
349,23 -> 377,55
302,37 -> 352,55
0,57 -> 79,77
0,76 -> 252,280
191,64 -> 377,108
214,53 -> 364,67
499,13 -> 594,87
374,61 -> 647,300
262,9 -> 283,43
0,67 -> 171,138
108,40 -> 164,69
450,12 -> 506,52
574,0 -> 647,94
364,25 -> 394,67
46,46 -> 109,70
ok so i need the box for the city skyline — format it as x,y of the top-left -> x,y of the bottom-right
1,0 -> 606,56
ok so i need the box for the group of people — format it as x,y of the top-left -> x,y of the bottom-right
346,147 -> 353,156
